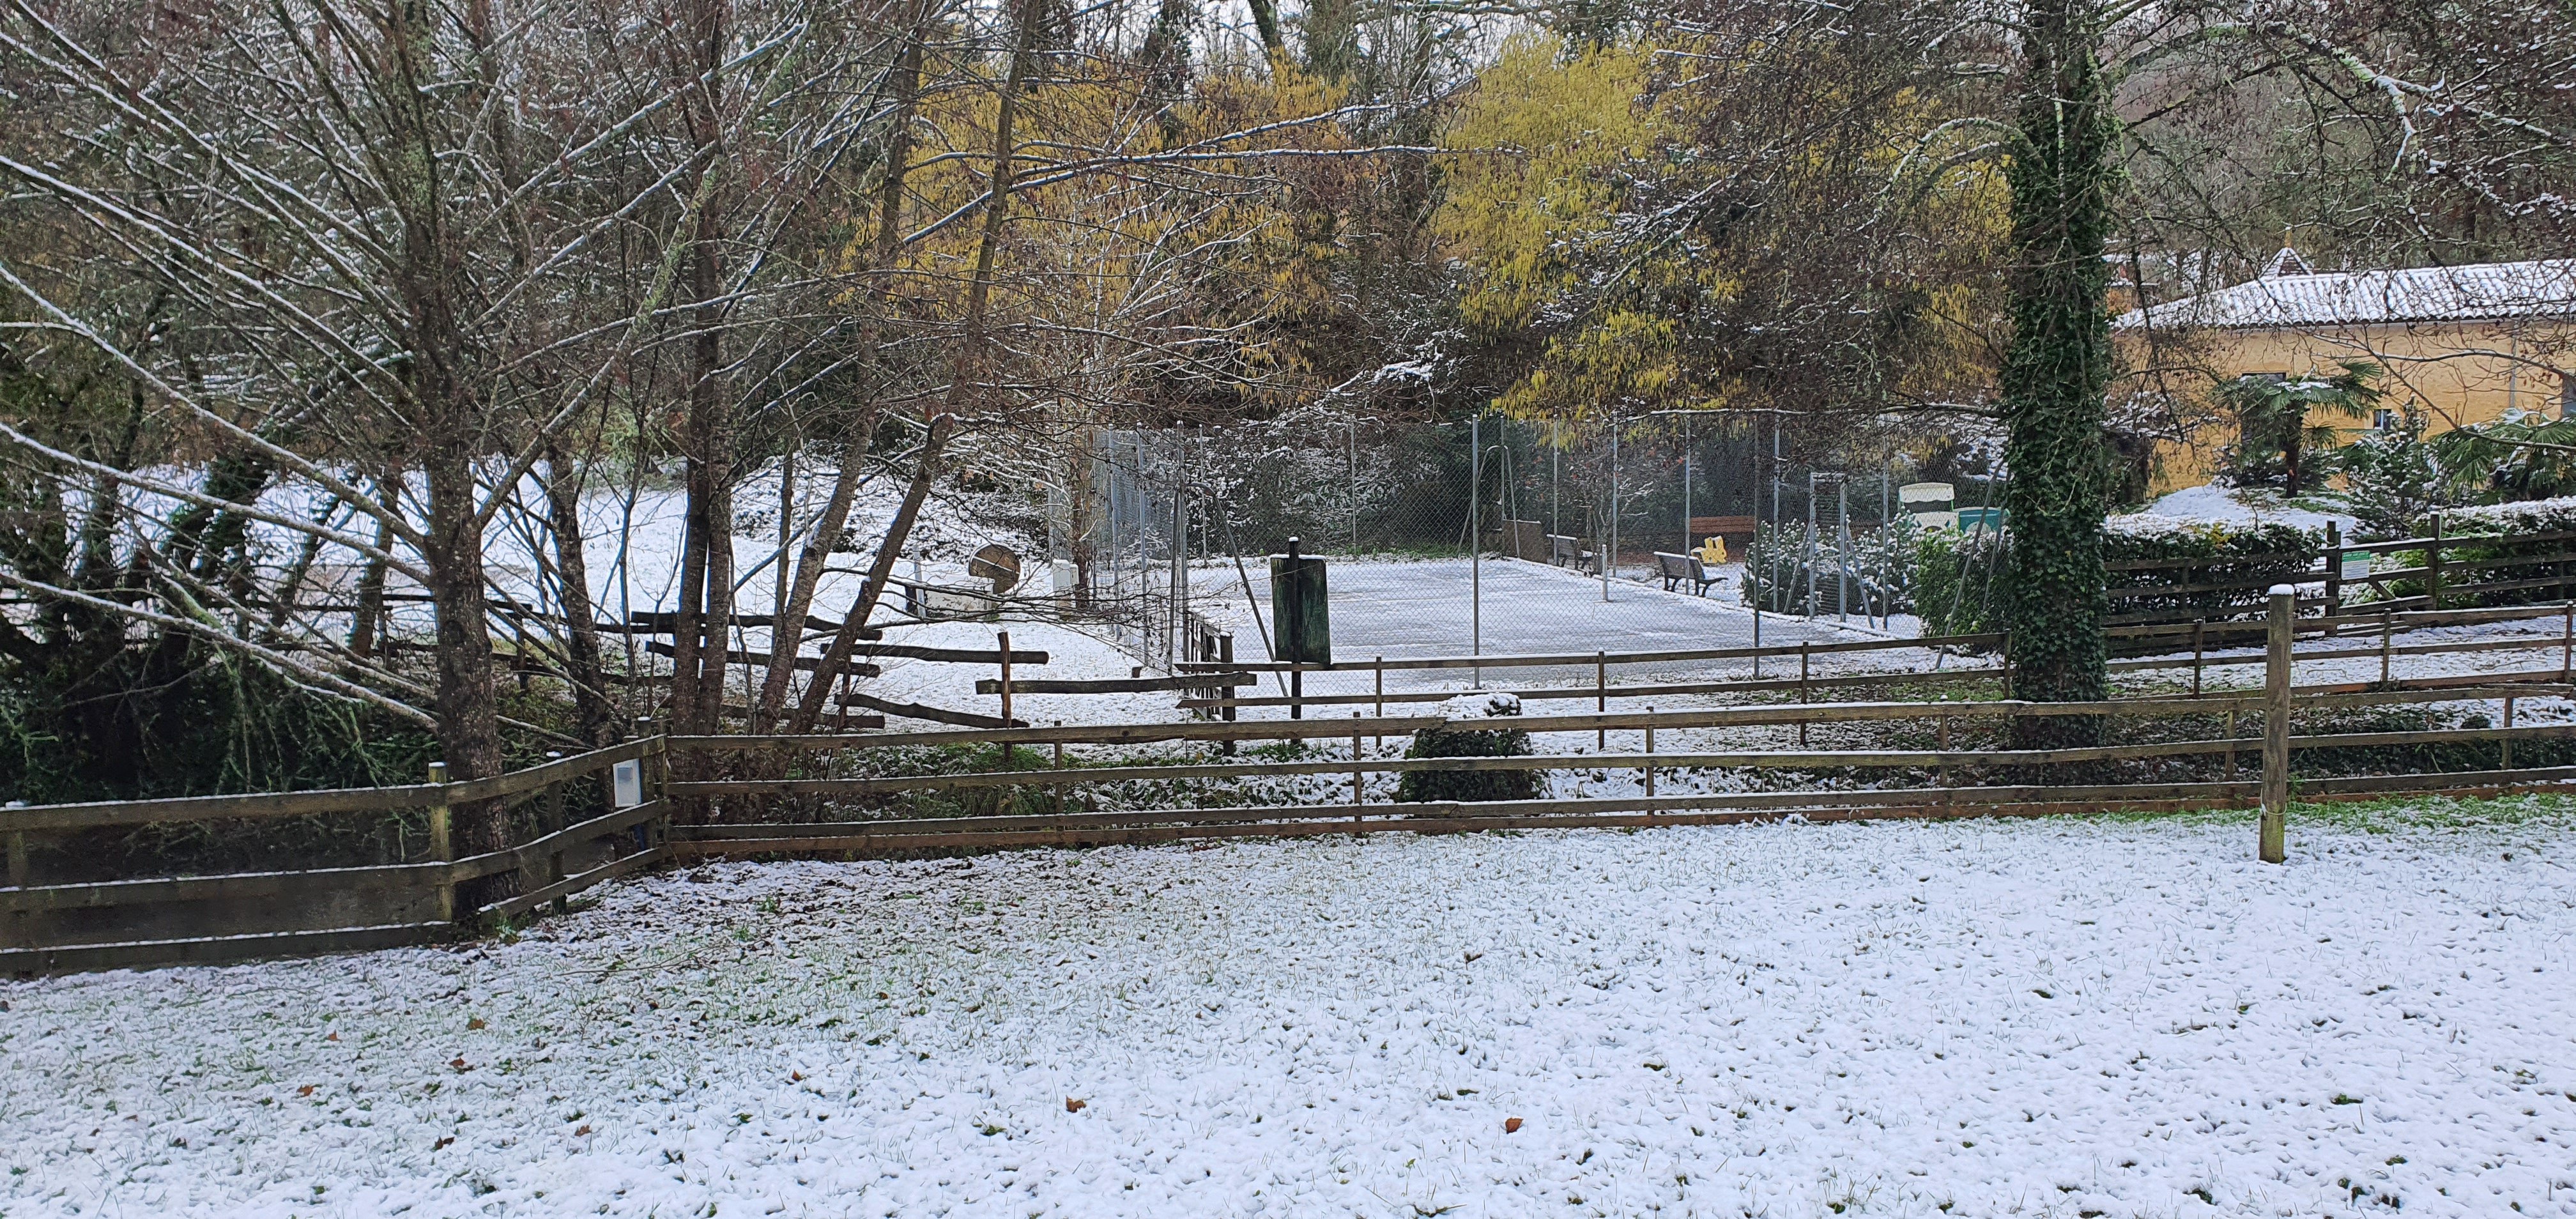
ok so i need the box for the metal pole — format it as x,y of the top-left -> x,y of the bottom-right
1604,427 -> 1618,602
1170,434 -> 1186,670
1349,415 -> 1360,555
1837,479 -> 1851,624
1805,473 -> 1818,618
1770,412 -> 1782,525
1470,415 -> 1483,686
1681,419 -> 1692,555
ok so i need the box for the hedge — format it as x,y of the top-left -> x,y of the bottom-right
2366,495 -> 2576,608
1918,514 -> 2319,639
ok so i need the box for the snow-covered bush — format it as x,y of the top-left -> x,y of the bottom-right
1739,516 -> 1917,617
2338,408 -> 2448,540
1397,693 -> 1537,803
1915,515 -> 2319,642
2398,496 -> 2576,608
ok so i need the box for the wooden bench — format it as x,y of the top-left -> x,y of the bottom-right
1548,534 -> 1597,572
1687,515 -> 1758,549
1655,551 -> 1721,596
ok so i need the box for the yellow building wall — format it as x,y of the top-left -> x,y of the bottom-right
2131,319 -> 2576,496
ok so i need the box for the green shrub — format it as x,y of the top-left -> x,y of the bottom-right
1396,695 -> 1540,803
1915,515 -> 2317,643
2412,496 -> 2576,607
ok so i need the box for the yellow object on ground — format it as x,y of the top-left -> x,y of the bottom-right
1696,537 -> 1727,565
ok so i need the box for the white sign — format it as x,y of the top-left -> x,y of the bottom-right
2341,553 -> 2372,581
611,759 -> 644,808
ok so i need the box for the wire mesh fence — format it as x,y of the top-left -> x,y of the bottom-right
1034,413 -> 1990,670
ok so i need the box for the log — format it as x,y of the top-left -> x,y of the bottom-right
835,690 -> 1028,728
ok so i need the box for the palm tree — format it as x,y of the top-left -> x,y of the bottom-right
2217,361 -> 2384,497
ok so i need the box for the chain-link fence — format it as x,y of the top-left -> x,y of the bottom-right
1031,412 -> 2000,670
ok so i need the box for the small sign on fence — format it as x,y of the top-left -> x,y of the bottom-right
1269,542 -> 1331,666
2342,551 -> 2372,581
611,759 -> 644,808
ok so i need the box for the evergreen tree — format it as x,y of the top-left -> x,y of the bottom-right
1998,0 -> 2119,741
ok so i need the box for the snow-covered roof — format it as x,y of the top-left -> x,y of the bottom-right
2113,255 -> 2576,332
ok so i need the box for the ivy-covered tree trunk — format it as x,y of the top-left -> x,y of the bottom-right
2000,0 -> 2117,746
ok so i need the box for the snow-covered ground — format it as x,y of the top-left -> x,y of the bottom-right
2136,484 -> 2358,533
1188,557 -> 1889,695
8,802 -> 2573,1218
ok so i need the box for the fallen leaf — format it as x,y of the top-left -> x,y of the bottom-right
791,1071 -> 804,1082
466,1018 -> 486,1031
433,1136 -> 455,1150
449,1057 -> 473,1072
324,1032 -> 340,1042
1065,1098 -> 1086,1113
296,1085 -> 316,1097
574,1125 -> 592,1137
1505,1117 -> 1524,1133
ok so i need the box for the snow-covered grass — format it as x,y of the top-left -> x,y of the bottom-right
8,800 -> 2573,1218
2136,483 -> 2358,533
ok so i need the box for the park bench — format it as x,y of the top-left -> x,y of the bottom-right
1654,551 -> 1721,596
1686,515 -> 1758,550
1547,533 -> 1597,572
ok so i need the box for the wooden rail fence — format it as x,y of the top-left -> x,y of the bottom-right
8,598 -> 2573,976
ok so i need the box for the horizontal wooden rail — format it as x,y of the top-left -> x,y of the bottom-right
0,923 -> 452,976
1176,632 -> 2009,674
1181,665 -> 2006,710
974,672 -> 1258,694
1,800 -> 666,915
673,682 -> 2562,758
668,766 -> 2576,857
668,723 -> 2576,800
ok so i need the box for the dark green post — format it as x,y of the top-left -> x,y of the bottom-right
1271,537 -> 1331,719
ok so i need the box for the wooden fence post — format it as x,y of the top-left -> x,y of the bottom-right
2561,604 -> 2570,684
1351,713 -> 1364,810
1374,656 -> 1385,755
2503,696 -> 2517,770
996,631 -> 1015,765
2260,586 -> 2293,864
1798,643 -> 1811,748
1219,634 -> 1237,756
425,761 -> 455,924
6,829 -> 27,950
633,716 -> 666,854
544,774 -> 568,916
2427,514 -> 2445,611
2381,617 -> 2394,687
2225,710 -> 2238,783
2191,618 -> 2205,696
1596,650 -> 1607,750
1643,708 -> 1656,799
2323,520 -> 2342,620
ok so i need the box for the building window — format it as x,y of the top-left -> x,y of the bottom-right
2373,408 -> 2397,430
2561,378 -> 2575,420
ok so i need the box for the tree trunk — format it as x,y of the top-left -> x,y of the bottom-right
944,0 -> 1043,417
753,22 -> 921,730
2000,0 -> 2116,747
667,0 -> 737,739
790,413 -> 955,733
544,444 -> 613,747
347,473 -> 399,661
